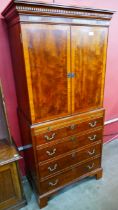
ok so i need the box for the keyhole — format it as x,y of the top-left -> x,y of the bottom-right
72,152 -> 76,158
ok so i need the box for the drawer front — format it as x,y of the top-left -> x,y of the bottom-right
36,129 -> 103,162
35,117 -> 103,146
40,157 -> 101,193
39,143 -> 101,178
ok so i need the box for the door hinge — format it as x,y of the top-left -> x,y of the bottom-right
67,73 -> 75,78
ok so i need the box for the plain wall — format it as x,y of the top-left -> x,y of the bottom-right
0,0 -> 118,174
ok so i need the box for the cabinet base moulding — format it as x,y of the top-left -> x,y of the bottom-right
3,199 -> 27,210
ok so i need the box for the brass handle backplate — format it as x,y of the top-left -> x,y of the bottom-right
44,133 -> 56,141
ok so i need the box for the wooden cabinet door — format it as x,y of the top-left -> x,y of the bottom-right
0,163 -> 22,210
71,26 -> 108,114
21,24 -> 71,123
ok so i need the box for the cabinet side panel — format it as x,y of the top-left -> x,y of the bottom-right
18,111 -> 38,189
8,24 -> 31,122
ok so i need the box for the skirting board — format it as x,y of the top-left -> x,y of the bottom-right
104,118 -> 118,144
104,118 -> 118,125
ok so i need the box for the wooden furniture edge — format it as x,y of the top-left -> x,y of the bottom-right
2,0 -> 115,21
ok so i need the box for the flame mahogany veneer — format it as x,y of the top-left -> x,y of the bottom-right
2,1 -> 114,208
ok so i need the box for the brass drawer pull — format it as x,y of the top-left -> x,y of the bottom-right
44,133 -> 56,141
89,121 -> 97,128
46,148 -> 56,156
87,149 -> 95,156
70,136 -> 76,141
48,164 -> 58,172
70,124 -> 76,130
49,179 -> 59,186
87,163 -> 95,170
88,135 -> 96,141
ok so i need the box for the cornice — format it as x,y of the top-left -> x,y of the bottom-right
2,0 -> 115,22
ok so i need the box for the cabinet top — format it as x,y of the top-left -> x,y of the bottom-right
2,0 -> 114,21
0,139 -> 21,166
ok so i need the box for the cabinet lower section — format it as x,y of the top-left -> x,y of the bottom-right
18,109 -> 104,208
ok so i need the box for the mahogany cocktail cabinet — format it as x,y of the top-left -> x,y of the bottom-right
2,1 -> 114,208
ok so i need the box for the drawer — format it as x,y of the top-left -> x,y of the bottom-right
40,157 -> 101,193
36,129 -> 103,162
38,143 -> 101,178
35,117 -> 103,146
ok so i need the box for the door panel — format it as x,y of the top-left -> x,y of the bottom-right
71,26 -> 108,114
0,163 -> 22,210
22,24 -> 71,123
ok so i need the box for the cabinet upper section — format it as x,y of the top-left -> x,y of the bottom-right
2,1 -> 114,125
21,24 -> 108,123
